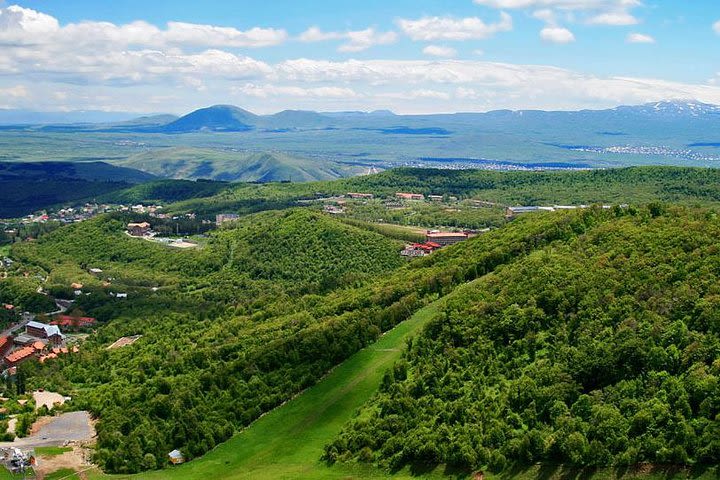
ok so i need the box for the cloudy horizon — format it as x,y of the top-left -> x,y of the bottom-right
0,1 -> 719,115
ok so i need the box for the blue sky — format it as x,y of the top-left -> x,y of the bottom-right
0,0 -> 719,113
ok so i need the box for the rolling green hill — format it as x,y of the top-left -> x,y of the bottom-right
117,147 -> 364,182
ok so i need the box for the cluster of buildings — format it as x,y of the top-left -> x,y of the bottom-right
505,204 -> 615,218
1,319 -> 84,368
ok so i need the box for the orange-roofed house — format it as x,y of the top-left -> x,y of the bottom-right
4,346 -> 37,367
0,337 -> 12,357
32,341 -> 45,352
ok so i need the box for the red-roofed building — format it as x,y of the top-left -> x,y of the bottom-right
425,232 -> 469,246
4,346 -> 37,367
50,315 -> 97,329
0,337 -> 12,357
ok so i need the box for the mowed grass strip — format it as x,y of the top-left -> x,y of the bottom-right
90,303 -> 441,480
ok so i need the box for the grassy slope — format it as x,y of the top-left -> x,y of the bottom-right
88,303 -> 441,480
81,296 -> 719,480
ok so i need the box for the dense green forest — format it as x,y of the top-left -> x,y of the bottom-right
327,205 -> 720,471
6,166 -> 720,477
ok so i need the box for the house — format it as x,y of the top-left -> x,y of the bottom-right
323,205 -> 345,215
4,346 -> 37,367
428,195 -> 444,202
0,337 -> 13,357
505,206 -> 540,217
347,192 -> 374,199
425,232 -> 469,246
25,321 -> 65,345
88,268 -> 103,274
215,214 -> 239,227
127,222 -> 151,236
396,192 -> 425,200
168,449 -> 185,465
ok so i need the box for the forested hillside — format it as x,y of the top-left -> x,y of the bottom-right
159,167 -> 720,217
7,167 -> 720,478
327,205 -> 720,471
14,206 -> 602,474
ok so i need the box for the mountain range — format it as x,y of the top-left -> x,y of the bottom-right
3,100 -> 719,133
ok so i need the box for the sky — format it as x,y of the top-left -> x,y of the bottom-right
0,0 -> 719,114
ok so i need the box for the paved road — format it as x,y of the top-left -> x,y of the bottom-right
0,312 -> 34,338
0,411 -> 94,448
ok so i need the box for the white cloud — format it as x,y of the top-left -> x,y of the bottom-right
476,0 -> 640,26
397,12 -> 512,41
164,22 -> 287,48
626,33 -> 655,43
298,26 -> 396,52
540,26 -> 576,43
0,84 -> 27,97
340,28 -> 397,52
298,26 -> 343,42
587,11 -> 638,25
714,20 -> 720,34
235,83 -> 358,99
1,4 -> 719,114
473,0 -> 639,10
0,5 -> 286,48
423,45 -> 458,58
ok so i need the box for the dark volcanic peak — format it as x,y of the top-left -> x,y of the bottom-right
159,104 -> 258,133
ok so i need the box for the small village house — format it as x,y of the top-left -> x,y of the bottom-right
347,192 -> 374,199
168,449 -> 185,465
396,192 -> 425,200
127,222 -> 151,236
215,214 -> 240,227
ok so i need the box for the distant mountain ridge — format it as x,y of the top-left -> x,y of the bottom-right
4,99 -> 719,132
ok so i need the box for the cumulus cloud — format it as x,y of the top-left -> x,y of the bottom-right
1,4 -> 719,114
0,5 -> 287,48
540,26 -> 576,43
397,12 -> 512,41
587,11 -> 638,25
714,20 -> 720,34
626,33 -> 655,43
423,45 -> 458,58
298,26 -> 396,52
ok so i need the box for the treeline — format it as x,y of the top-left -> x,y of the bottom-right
327,205 -> 720,472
